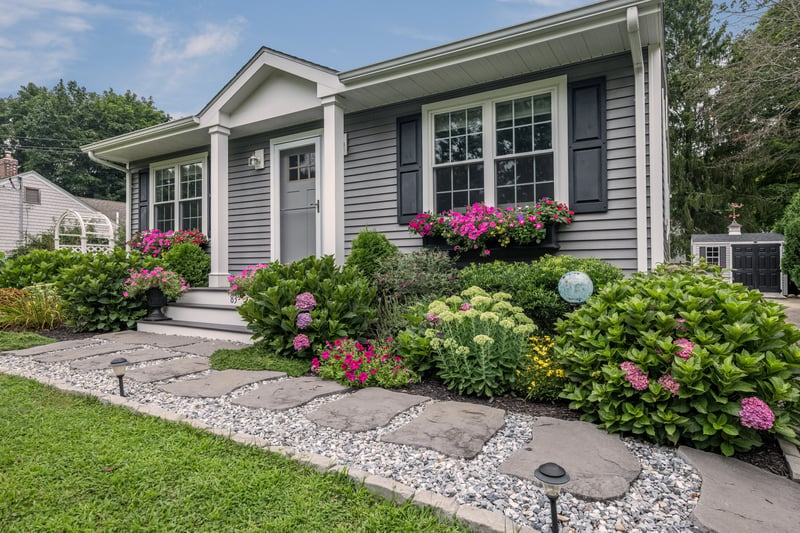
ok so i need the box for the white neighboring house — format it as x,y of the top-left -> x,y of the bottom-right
0,170 -> 123,254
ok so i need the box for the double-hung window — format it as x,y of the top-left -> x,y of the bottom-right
150,154 -> 207,233
423,77 -> 567,213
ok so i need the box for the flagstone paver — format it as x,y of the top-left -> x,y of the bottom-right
95,331 -> 202,348
232,376 -> 350,410
499,416 -> 640,501
306,387 -> 430,432
159,369 -> 286,397
4,338 -> 100,356
126,358 -> 211,383
69,348 -> 182,371
381,401 -> 505,459
173,340 -> 246,357
34,342 -> 135,363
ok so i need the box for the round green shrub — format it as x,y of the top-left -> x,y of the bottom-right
555,265 -> 800,456
237,255 -> 377,359
346,228 -> 398,280
57,249 -> 159,332
0,249 -> 83,288
162,242 -> 210,288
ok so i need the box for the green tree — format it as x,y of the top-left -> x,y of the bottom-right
666,0 -> 732,255
0,80 -> 169,200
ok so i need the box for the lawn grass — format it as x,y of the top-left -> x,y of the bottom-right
210,341 -> 310,377
0,374 -> 468,532
0,330 -> 55,351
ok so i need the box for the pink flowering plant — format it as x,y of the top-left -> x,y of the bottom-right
555,264 -> 800,456
122,266 -> 188,301
408,199 -> 573,255
127,229 -> 208,257
312,337 -> 418,388
227,263 -> 269,302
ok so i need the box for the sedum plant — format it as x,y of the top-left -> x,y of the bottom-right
555,265 -> 800,456
423,286 -> 537,397
237,256 -> 377,359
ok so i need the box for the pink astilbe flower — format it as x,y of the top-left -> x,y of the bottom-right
296,312 -> 312,330
674,338 -> 695,360
739,397 -> 775,430
620,361 -> 649,390
293,334 -> 310,351
657,374 -> 680,396
295,292 -> 317,311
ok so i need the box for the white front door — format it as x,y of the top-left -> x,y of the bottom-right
279,144 -> 317,262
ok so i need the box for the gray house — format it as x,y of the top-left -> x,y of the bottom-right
83,0 -> 669,291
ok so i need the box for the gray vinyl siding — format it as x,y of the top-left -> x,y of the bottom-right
341,54 -> 643,273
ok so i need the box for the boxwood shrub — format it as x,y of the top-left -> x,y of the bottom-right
237,255 -> 377,359
57,249 -> 159,332
555,265 -> 800,456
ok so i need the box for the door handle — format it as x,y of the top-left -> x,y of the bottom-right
310,200 -> 319,213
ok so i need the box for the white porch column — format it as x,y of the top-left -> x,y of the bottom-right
321,96 -> 345,263
208,125 -> 230,287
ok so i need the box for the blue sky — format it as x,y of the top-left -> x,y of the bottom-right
0,0 -> 597,118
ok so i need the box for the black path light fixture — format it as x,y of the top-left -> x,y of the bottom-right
534,462 -> 570,533
109,357 -> 129,397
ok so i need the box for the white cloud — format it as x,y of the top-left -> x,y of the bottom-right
389,26 -> 447,44
151,17 -> 246,64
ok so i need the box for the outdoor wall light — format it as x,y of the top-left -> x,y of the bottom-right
109,357 -> 129,397
247,148 -> 265,170
534,462 -> 570,533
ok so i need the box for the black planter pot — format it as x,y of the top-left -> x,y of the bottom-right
422,224 -> 560,268
142,287 -> 171,321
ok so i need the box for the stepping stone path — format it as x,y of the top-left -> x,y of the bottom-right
127,358 -> 211,383
160,369 -> 286,397
174,341 -> 246,357
95,331 -> 202,348
34,342 -> 135,363
233,376 -> 350,410
6,339 -> 99,357
381,401 -> 505,459
499,416 -> 640,501
70,348 -> 181,371
306,387 -> 429,432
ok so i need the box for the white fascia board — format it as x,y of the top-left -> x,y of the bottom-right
335,0 -> 659,89
80,117 -> 201,156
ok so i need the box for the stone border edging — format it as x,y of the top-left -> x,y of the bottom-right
0,365 -> 537,533
777,438 -> 800,482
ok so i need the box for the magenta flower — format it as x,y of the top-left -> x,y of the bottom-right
657,374 -> 680,396
295,292 -> 317,311
296,312 -> 312,330
292,333 -> 310,351
460,303 -> 472,311
620,361 -> 649,390
739,397 -> 775,430
310,357 -> 320,372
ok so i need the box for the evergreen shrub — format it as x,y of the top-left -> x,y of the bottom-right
555,265 -> 800,455
237,256 -> 377,359
162,242 -> 210,288
345,228 -> 397,280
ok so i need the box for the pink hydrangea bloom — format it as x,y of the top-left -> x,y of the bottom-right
296,312 -> 312,330
657,374 -> 680,396
739,397 -> 775,430
620,361 -> 649,390
293,333 -> 310,351
295,292 -> 317,311
674,338 -> 695,360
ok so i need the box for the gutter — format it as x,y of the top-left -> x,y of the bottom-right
628,6 -> 649,272
87,151 -> 132,246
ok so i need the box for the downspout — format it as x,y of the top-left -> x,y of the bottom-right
17,175 -> 23,245
628,6 -> 648,272
88,151 -> 131,246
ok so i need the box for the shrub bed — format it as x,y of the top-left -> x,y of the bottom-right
555,265 -> 800,455
0,249 -> 83,288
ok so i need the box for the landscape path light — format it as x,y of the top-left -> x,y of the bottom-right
534,462 -> 570,533
109,357 -> 129,397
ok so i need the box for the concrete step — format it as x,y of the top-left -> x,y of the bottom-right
178,287 -> 234,306
166,302 -> 246,327
137,319 -> 254,343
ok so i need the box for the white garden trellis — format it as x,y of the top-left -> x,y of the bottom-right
55,210 -> 115,253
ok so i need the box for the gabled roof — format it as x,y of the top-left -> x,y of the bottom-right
691,233 -> 784,243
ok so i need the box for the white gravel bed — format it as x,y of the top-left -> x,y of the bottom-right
1,345 -> 703,533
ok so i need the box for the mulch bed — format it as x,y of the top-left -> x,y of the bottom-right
32,327 -> 793,478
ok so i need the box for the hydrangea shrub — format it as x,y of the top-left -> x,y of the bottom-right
237,256 -> 377,359
555,266 -> 800,455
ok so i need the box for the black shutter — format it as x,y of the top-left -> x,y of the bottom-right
138,169 -> 149,231
397,114 -> 422,224
719,246 -> 727,268
568,77 -> 607,213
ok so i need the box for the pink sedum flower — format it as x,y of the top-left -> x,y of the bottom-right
739,397 -> 775,430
